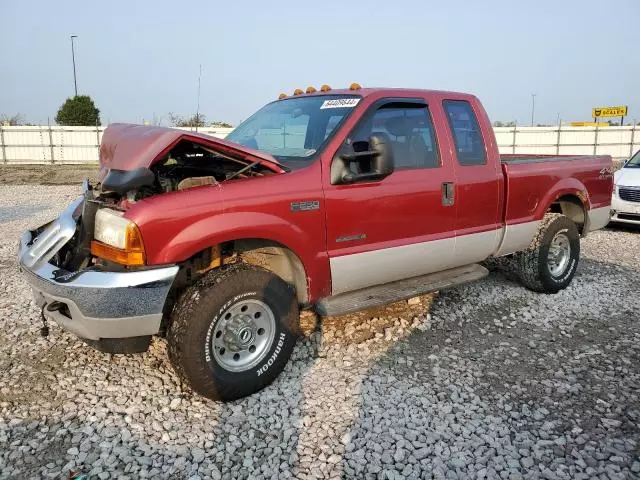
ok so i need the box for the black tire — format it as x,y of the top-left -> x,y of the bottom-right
168,264 -> 299,401
515,213 -> 580,294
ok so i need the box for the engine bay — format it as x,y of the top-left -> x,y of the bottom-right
99,139 -> 276,203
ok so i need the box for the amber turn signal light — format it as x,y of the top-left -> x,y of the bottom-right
91,241 -> 145,266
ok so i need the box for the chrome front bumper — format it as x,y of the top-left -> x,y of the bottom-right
18,198 -> 178,341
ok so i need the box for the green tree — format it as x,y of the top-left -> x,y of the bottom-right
55,95 -> 101,126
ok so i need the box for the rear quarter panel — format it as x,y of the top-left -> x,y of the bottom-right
502,155 -> 613,224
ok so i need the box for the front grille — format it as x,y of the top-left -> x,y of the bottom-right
619,187 -> 640,203
616,213 -> 640,222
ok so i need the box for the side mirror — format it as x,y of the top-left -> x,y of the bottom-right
331,133 -> 395,185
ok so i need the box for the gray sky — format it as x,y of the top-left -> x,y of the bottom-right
2,0 -> 638,126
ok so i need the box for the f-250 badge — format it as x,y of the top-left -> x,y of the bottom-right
290,200 -> 320,212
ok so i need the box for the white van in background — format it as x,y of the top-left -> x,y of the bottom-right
611,150 -> 640,225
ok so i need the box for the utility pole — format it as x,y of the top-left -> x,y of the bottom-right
530,93 -> 536,127
195,64 -> 202,132
70,35 -> 78,97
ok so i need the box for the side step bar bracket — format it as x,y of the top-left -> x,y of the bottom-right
314,263 -> 488,317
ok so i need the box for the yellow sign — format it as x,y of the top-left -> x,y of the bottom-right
592,106 -> 628,118
570,122 -> 610,127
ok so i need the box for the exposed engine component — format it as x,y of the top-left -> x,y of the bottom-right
99,139 -> 271,202
176,176 -> 217,190
158,175 -> 217,192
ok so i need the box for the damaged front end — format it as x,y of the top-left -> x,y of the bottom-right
18,125 -> 284,353
18,180 -> 179,353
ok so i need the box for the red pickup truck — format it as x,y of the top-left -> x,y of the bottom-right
19,85 -> 613,400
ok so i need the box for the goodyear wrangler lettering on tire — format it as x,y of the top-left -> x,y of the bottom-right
257,332 -> 286,376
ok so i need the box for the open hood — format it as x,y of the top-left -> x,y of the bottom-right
99,123 -> 287,174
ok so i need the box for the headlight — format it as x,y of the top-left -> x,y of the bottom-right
91,208 -> 145,265
94,209 -> 130,248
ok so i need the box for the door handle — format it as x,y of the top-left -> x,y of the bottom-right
441,182 -> 455,206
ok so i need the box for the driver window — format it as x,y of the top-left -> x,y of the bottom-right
343,103 -> 440,172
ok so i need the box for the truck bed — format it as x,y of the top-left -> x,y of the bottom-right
500,153 -> 613,226
501,154 -> 608,164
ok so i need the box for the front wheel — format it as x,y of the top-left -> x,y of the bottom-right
168,264 -> 299,401
515,213 -> 580,294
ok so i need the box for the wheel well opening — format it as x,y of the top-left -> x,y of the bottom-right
548,195 -> 586,234
232,239 -> 309,305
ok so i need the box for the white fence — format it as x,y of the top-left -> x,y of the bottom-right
0,126 -> 233,165
494,125 -> 639,160
0,124 -> 638,165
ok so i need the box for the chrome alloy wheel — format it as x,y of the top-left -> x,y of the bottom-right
212,299 -> 276,372
547,232 -> 571,276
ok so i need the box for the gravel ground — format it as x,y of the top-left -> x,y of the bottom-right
0,184 -> 638,480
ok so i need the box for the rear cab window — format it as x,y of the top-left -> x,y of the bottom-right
443,100 -> 486,166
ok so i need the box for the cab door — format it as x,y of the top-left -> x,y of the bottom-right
323,98 -> 457,295
441,98 -> 503,264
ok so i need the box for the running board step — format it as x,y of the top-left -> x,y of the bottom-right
315,264 -> 489,317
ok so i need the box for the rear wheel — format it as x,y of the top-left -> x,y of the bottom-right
168,264 -> 299,401
515,213 -> 580,294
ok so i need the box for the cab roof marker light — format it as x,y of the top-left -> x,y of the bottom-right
349,82 -> 362,91
320,84 -> 331,92
293,88 -> 304,95
305,86 -> 317,94
278,93 -> 287,99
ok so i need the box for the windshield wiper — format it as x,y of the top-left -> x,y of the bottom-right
266,157 -> 291,172
224,160 -> 263,182
224,158 -> 291,182
224,158 -> 291,181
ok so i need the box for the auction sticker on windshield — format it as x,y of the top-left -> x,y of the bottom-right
320,98 -> 360,109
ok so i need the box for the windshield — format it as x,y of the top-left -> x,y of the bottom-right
626,149 -> 640,168
226,95 -> 361,168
